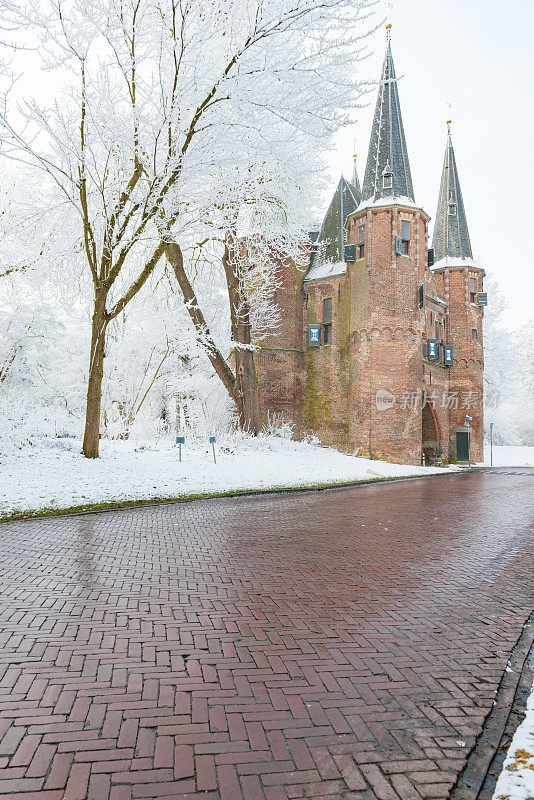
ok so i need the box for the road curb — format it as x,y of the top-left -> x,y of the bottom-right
448,611 -> 534,800
0,467 -> 468,524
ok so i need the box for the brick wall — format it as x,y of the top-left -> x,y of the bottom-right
255,247 -> 307,434
438,265 -> 484,462
344,205 -> 429,464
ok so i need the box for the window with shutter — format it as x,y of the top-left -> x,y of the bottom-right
323,298 -> 333,346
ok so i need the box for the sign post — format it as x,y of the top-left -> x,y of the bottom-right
176,435 -> 185,462
209,436 -> 217,464
490,422 -> 494,466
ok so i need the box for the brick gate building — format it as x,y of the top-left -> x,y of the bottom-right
255,31 -> 484,465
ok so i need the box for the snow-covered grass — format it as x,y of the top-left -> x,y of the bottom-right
492,683 -> 534,800
0,434 -> 455,521
481,444 -> 534,467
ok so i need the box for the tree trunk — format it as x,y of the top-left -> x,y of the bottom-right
222,235 -> 261,435
232,307 -> 261,434
164,240 -> 236,394
165,237 -> 261,434
82,293 -> 108,458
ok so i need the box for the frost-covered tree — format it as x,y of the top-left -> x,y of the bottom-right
482,276 -> 524,445
0,0 -> 374,456
513,319 -> 534,445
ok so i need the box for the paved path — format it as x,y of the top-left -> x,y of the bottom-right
0,471 -> 532,800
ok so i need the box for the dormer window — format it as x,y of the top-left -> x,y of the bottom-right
383,173 -> 393,189
448,203 -> 457,215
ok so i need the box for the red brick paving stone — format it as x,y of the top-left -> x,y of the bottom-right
218,764 -> 244,799
196,753 -> 218,790
87,773 -> 111,800
26,743 -> 56,778
389,774 -> 424,799
44,753 -> 73,789
9,733 -> 41,767
0,473 -> 532,799
63,763 -> 91,800
174,744 -> 194,779
333,754 -> 367,790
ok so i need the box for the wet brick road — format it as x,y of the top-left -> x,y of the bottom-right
0,470 -> 532,799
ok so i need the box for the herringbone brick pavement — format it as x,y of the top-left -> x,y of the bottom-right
0,471 -> 532,799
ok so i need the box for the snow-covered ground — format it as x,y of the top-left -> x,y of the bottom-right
492,683 -> 534,800
0,434 -> 455,519
481,444 -> 534,467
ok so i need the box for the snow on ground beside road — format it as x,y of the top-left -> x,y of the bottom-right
492,683 -> 534,800
481,444 -> 534,467
0,434 -> 455,518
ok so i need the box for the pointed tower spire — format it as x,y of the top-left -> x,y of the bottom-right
362,26 -> 414,203
351,152 -> 361,194
432,123 -> 473,262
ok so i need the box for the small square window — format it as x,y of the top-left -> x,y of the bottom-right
323,323 -> 332,345
449,203 -> 457,215
358,243 -> 365,259
471,328 -> 477,341
323,297 -> 332,324
435,321 -> 442,342
401,239 -> 409,256
470,292 -> 476,303
358,224 -> 365,243
401,220 -> 411,239
383,174 -> 392,189
470,277 -> 476,291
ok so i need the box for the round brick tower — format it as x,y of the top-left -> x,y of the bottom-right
344,28 -> 430,464
431,126 -> 484,463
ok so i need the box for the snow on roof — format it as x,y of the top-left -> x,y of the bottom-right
431,256 -> 484,272
347,194 -> 423,215
428,293 -> 448,308
304,259 -> 347,282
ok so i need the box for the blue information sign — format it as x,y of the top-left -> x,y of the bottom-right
209,436 -> 216,444
308,324 -> 321,347
176,436 -> 185,444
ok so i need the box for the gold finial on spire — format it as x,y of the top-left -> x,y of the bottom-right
386,23 -> 392,42
446,119 -> 452,135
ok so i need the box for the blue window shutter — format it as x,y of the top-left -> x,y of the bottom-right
344,244 -> 356,262
308,324 -> 321,347
427,338 -> 438,361
395,235 -> 403,255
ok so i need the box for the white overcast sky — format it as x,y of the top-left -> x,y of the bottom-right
8,0 -> 532,329
325,0 -> 533,329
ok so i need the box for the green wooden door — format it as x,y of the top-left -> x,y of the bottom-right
456,431 -> 469,462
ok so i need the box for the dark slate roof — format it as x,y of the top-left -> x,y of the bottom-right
361,40 -> 415,203
305,176 -> 361,279
432,133 -> 473,261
